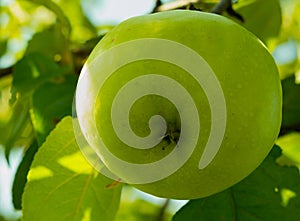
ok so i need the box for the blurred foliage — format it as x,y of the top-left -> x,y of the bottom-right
0,41 -> 8,57
0,0 -> 107,68
271,0 -> 300,80
0,0 -> 300,221
0,75 -> 12,126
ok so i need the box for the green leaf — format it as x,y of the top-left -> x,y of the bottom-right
30,75 -> 77,144
12,53 -> 68,96
281,75 -> 300,127
26,25 -> 71,64
54,0 -> 97,42
234,0 -> 282,43
4,53 -> 72,158
12,140 -> 39,210
22,117 -> 122,221
0,40 -> 7,57
173,146 -> 300,221
1,98 -> 32,160
0,75 -> 13,127
277,132 -> 300,170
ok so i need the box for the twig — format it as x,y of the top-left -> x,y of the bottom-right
211,0 -> 232,14
152,0 -> 163,12
226,6 -> 244,22
0,66 -> 13,78
156,199 -> 170,221
153,0 -> 199,12
152,0 -> 244,22
105,178 -> 122,189
211,0 -> 244,22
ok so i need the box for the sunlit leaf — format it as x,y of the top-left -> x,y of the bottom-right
0,71 -> 32,160
0,40 -> 7,57
280,0 -> 300,42
55,0 -> 97,42
173,146 -> 300,221
277,132 -> 300,170
0,75 -> 12,126
22,117 -> 122,221
270,0 -> 300,80
0,1 -> 57,67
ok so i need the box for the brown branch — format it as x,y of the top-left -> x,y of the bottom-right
153,0 -> 199,12
0,66 -> 13,78
211,0 -> 244,22
226,6 -> 244,22
152,0 -> 244,22
152,0 -> 163,12
211,0 -> 232,14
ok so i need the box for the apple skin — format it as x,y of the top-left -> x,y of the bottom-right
83,10 -> 282,199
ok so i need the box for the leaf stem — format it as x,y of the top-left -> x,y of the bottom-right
156,198 -> 170,221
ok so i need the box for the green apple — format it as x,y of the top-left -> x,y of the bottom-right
75,10 -> 282,199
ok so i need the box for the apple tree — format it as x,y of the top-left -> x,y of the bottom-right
0,0 -> 300,221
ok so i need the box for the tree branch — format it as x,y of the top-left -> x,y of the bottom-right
0,66 -> 13,78
211,0 -> 232,14
212,0 -> 244,22
152,0 -> 163,12
153,0 -> 199,12
152,0 -> 244,22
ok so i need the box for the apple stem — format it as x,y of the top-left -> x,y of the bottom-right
162,125 -> 180,146
170,131 -> 180,144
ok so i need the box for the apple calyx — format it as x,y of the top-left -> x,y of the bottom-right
162,123 -> 180,147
